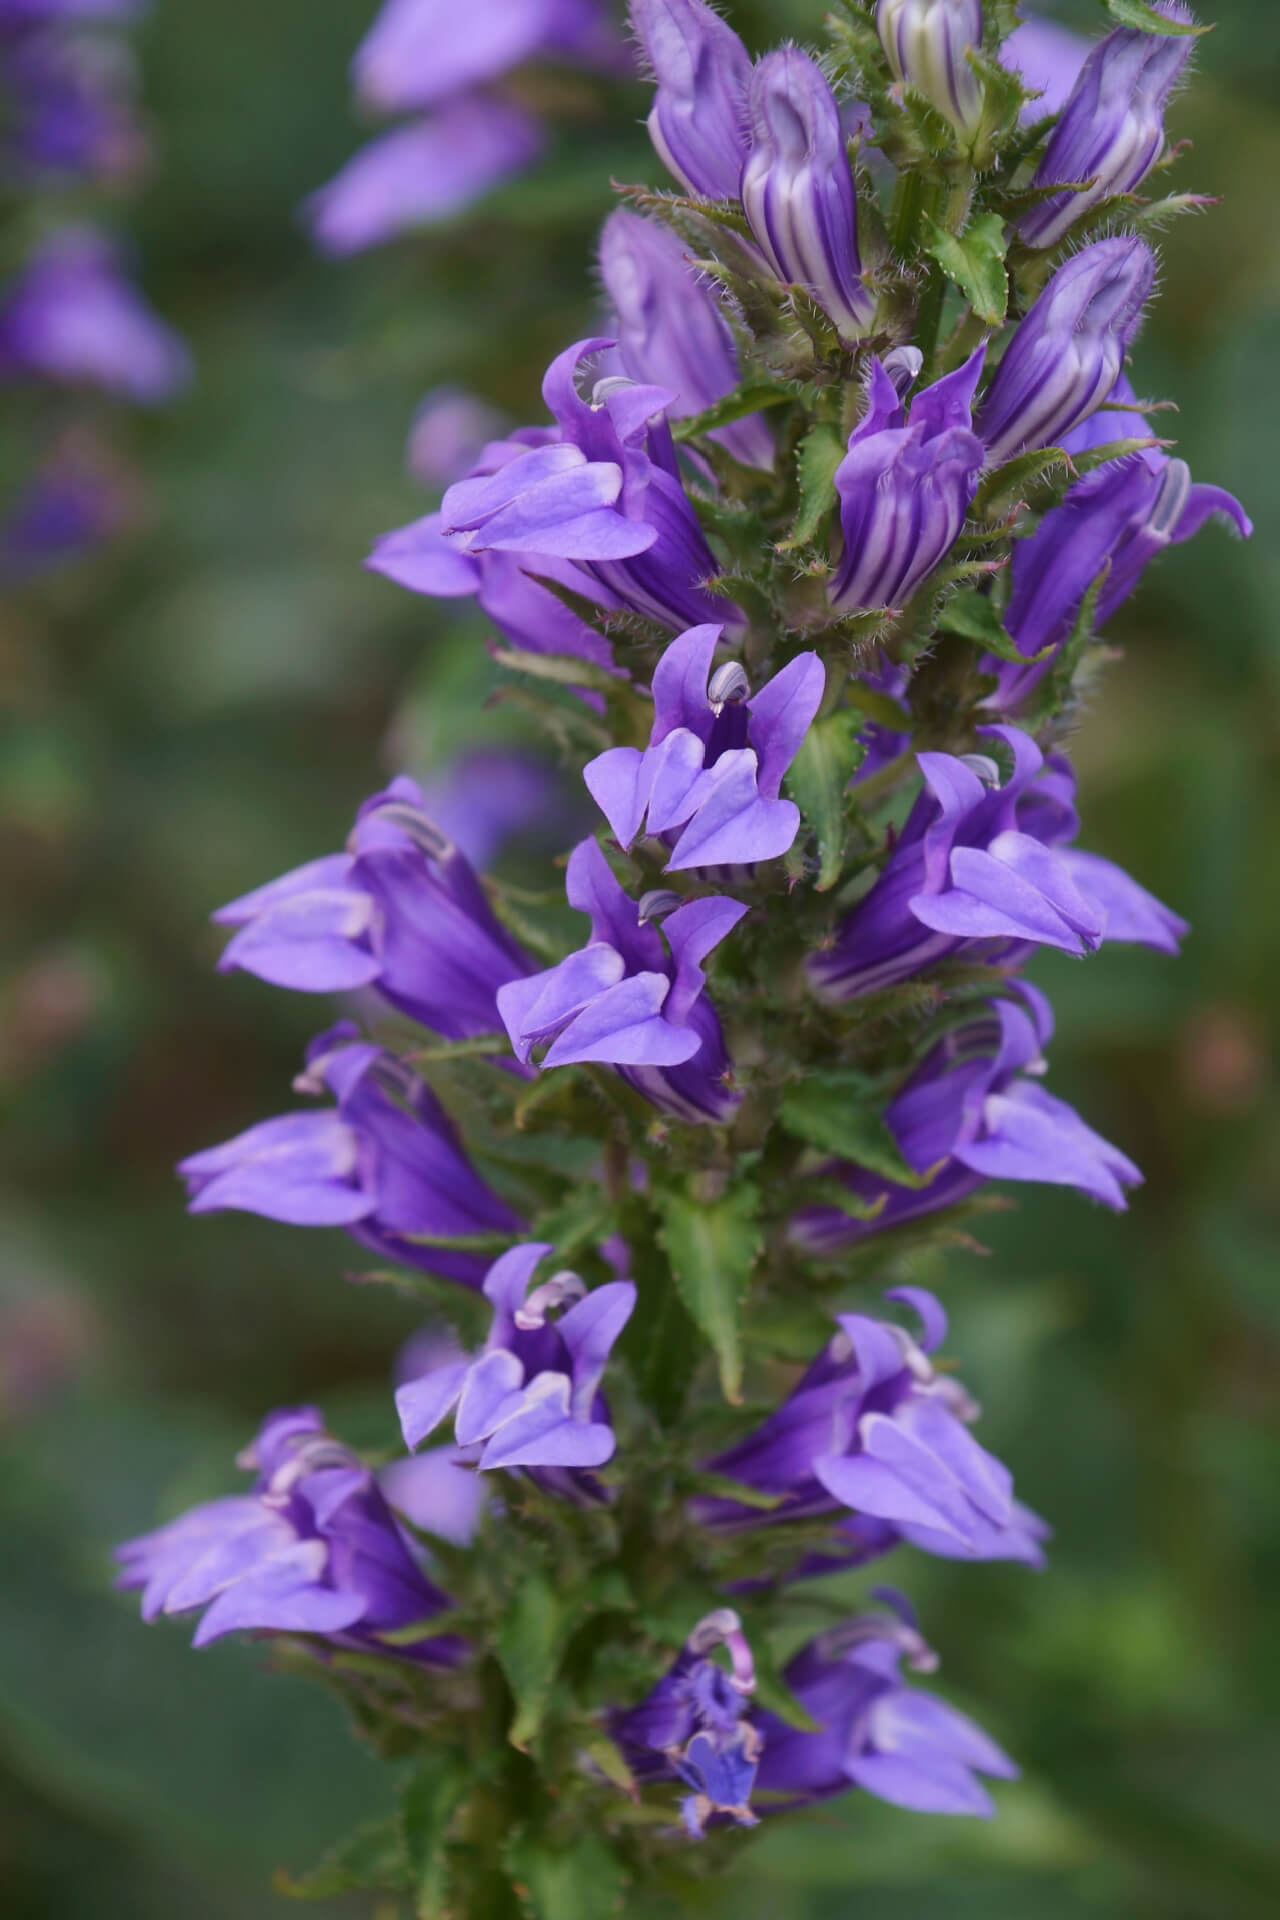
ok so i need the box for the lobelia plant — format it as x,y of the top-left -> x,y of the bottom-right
118,0 -> 1252,1913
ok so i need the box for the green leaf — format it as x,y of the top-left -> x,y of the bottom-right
581,1733 -> 638,1798
972,443 -> 1067,519
490,648 -> 621,695
1102,0 -> 1210,33
275,1816 -> 409,1899
506,1832 -> 628,1920
691,1471 -> 788,1512
400,1754 -> 469,1918
497,1572 -> 568,1751
936,587 -> 1044,665
785,709 -> 866,890
671,382 -> 793,443
656,1182 -> 762,1403
922,210 -> 1008,326
1070,434 -> 1167,477
403,1032 -> 509,1065
776,423 -> 845,552
781,1072 -> 931,1187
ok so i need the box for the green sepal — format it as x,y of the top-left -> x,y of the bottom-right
671,381 -> 793,443
505,1830 -> 628,1920
690,1470 -> 789,1512
785,708 -> 867,890
497,1571 -> 570,1751
490,648 -> 621,696
274,1815 -> 410,1899
973,444 -> 1069,520
936,587 -> 1045,664
403,1032 -> 510,1066
1102,0 -> 1210,32
400,1752 -> 470,1917
922,211 -> 1009,326
781,1070 -> 932,1187
656,1181 -> 762,1404
776,422 -> 846,553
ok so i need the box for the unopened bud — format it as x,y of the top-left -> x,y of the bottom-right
876,0 -> 985,137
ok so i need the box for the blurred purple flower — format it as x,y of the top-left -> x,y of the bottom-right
497,837 -> 745,1124
831,347 -> 986,614
116,1405 -> 464,1663
212,775 -> 532,1042
794,986 -> 1142,1252
1000,15 -> 1090,121
694,1286 -> 1048,1568
0,431 -> 134,578
0,225 -> 189,400
977,237 -> 1154,466
178,1022 -> 521,1287
599,208 -> 773,470
585,622 -> 823,870
407,386 -> 510,490
810,724 -> 1186,1001
352,0 -> 617,116
305,99 -> 542,257
396,1240 -> 635,1493
0,27 -> 146,182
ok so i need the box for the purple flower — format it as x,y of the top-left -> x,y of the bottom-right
599,208 -> 773,471
395,1241 -> 635,1494
115,1405 -> 463,1664
584,623 -> 824,870
876,0 -> 985,137
178,1023 -> 522,1287
368,506 -> 619,682
793,986 -> 1143,1252
375,337 -> 736,636
740,49 -> 875,345
0,433 -> 133,578
809,724 -> 1186,1001
830,347 -> 986,614
496,837 -> 745,1124
629,0 -> 752,202
412,750 -> 573,870
1000,16 -> 1090,121
1020,5 -> 1195,250
976,237 -> 1155,466
212,776 -> 532,1042
1,27 -> 146,183
694,1286 -> 1048,1568
0,226 -> 189,401
753,1596 -> 1017,1816
351,0 -> 617,116
304,99 -> 542,256
613,1608 -> 762,1837
986,379 -> 1252,706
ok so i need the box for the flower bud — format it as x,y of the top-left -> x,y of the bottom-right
876,0 -> 985,136
1020,5 -> 1196,249
629,0 -> 752,201
740,48 -> 875,345
977,236 -> 1155,466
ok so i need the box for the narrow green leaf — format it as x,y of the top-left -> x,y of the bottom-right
275,1817 -> 409,1900
399,1229 -> 514,1252
656,1182 -> 762,1403
785,709 -> 866,890
936,587 -> 1044,665
922,210 -> 1008,326
672,382 -> 793,442
507,1832 -> 628,1920
781,1072 -> 931,1187
777,423 -> 845,552
497,1572 -> 567,1750
973,444 -> 1067,519
582,1733 -> 639,1797
691,1471 -> 788,1512
400,1754 -> 469,1919
491,648 -> 620,695
1102,0 -> 1210,33
1070,433 -> 1167,476
403,1032 -> 509,1065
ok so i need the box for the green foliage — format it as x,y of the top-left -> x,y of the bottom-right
785,710 -> 867,889
922,212 -> 1009,327
656,1182 -> 763,1403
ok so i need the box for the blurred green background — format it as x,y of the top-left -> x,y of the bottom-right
1,0 -> 1277,1914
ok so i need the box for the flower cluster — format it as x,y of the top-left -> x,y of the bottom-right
305,0 -> 625,256
119,0 -> 1251,1906
0,0 -> 189,579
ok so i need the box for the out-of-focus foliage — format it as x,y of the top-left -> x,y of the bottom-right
0,0 -> 1276,1914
